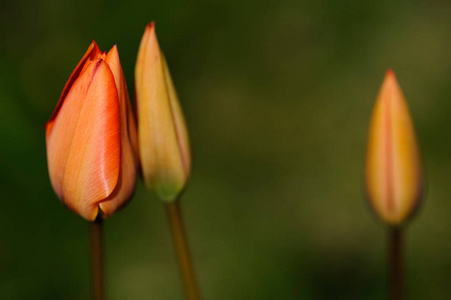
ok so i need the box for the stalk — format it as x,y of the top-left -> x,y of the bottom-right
166,201 -> 200,300
388,227 -> 403,300
90,217 -> 105,300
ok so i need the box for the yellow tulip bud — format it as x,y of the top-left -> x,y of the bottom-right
365,70 -> 423,226
135,22 -> 191,202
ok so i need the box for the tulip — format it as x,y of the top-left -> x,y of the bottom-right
365,69 -> 423,226
135,23 -> 199,300
135,22 -> 191,202
46,41 -> 139,221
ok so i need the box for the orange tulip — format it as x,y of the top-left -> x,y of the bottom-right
46,41 -> 139,221
365,70 -> 423,226
135,22 -> 191,202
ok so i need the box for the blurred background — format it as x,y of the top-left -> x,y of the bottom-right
1,0 -> 451,299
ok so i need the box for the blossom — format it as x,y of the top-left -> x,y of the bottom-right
365,70 -> 423,226
46,41 -> 139,220
135,23 -> 191,202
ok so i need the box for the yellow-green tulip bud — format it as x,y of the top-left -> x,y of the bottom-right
365,70 -> 423,226
135,22 -> 191,202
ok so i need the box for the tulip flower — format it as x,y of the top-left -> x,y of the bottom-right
365,70 -> 424,300
46,41 -> 139,221
135,22 -> 191,203
365,69 -> 423,226
135,23 -> 199,300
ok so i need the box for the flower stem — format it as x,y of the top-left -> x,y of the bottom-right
388,227 -> 403,300
90,217 -> 105,300
166,201 -> 200,300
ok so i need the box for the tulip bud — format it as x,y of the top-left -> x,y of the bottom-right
365,70 -> 423,226
46,41 -> 139,221
135,22 -> 191,202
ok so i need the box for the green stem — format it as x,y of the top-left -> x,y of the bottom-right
166,201 -> 200,300
388,227 -> 403,300
90,217 -> 105,300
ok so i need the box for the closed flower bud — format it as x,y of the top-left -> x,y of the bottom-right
46,41 -> 139,221
135,22 -> 191,202
365,70 -> 423,226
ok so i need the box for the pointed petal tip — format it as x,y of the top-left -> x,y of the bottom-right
138,21 -> 161,61
145,22 -> 156,37
147,21 -> 155,29
90,40 -> 100,50
385,68 -> 396,79
107,44 -> 119,57
383,69 -> 401,89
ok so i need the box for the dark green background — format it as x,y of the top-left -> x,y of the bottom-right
1,0 -> 451,299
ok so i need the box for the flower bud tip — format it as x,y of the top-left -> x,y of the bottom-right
386,68 -> 394,77
147,21 -> 155,29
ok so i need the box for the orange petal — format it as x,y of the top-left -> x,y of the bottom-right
365,70 -> 423,226
135,22 -> 191,201
46,59 -> 121,220
105,46 -> 139,157
99,46 -> 139,217
47,41 -> 101,125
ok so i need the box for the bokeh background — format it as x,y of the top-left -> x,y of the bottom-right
1,0 -> 451,299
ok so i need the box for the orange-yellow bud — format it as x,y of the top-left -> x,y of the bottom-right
365,70 -> 423,226
46,41 -> 139,221
135,22 -> 191,202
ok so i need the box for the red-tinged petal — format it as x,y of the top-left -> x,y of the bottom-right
47,41 -> 101,125
105,46 -> 139,154
98,46 -> 139,217
46,59 -> 121,221
366,70 -> 423,225
135,23 -> 189,201
105,46 -> 126,100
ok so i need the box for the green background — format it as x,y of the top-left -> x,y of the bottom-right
1,0 -> 451,298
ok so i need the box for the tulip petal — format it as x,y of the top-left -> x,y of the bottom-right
47,41 -> 101,124
46,59 -> 121,220
99,46 -> 139,217
162,56 -> 191,178
366,70 -> 422,225
105,46 -> 139,157
135,22 -> 153,96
